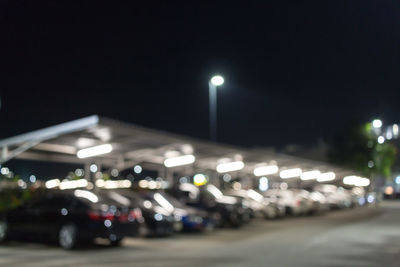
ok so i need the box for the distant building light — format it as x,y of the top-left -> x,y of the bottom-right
393,124 -> 399,137
259,177 -> 269,185
111,169 -> 119,177
232,182 -> 241,190
385,186 -> 394,195
29,175 -> 36,183
134,165 -> 142,174
17,179 -> 27,189
386,131 -> 393,140
179,177 -> 188,184
222,174 -> 232,182
368,160 -> 374,168
75,169 -> 84,177
259,183 -> 269,192
377,136 -> 385,144
258,177 -> 269,191
89,164 -> 98,173
0,167 -> 9,175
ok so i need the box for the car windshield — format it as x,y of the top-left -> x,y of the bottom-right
160,193 -> 185,208
152,192 -> 174,213
206,185 -> 223,199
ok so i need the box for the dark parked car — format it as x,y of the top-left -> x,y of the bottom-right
0,189 -> 143,249
151,191 -> 214,232
225,189 -> 285,219
168,183 -> 248,228
109,189 -> 176,237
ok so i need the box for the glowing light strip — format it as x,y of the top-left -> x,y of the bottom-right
95,179 -> 132,189
253,165 -> 279,176
164,155 -> 195,167
216,161 -> 245,173
343,176 -> 370,187
59,179 -> 88,190
280,168 -> 302,179
77,144 -> 112,158
45,179 -> 60,189
300,170 -> 320,181
317,172 -> 336,182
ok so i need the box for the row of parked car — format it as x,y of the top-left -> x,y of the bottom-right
0,181 -> 376,249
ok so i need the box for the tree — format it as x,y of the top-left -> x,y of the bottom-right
328,121 -> 397,179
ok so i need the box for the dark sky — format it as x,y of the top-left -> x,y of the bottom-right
1,0 -> 400,149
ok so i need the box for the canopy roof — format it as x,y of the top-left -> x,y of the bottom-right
0,115 -> 354,183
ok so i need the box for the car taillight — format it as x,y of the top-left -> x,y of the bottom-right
88,211 -> 102,220
131,208 -> 143,219
118,213 -> 129,222
104,212 -> 115,221
88,211 -> 115,221
118,208 -> 142,223
295,200 -> 301,207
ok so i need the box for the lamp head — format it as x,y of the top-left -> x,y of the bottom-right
210,75 -> 224,86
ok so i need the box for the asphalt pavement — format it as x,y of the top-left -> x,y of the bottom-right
1,201 -> 399,267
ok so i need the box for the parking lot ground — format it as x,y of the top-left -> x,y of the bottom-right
1,201 -> 400,267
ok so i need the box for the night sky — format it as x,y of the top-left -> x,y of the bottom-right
1,1 -> 400,149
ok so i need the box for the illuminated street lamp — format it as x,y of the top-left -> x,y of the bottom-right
209,75 -> 224,141
372,119 -> 382,129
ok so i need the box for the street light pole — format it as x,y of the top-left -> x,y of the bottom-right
209,75 -> 224,142
209,81 -> 217,141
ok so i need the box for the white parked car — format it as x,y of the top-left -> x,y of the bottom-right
314,185 -> 352,209
291,189 -> 328,214
225,189 -> 282,219
264,189 -> 307,216
351,187 -> 367,206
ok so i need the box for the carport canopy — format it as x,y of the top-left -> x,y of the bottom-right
0,115 -> 355,185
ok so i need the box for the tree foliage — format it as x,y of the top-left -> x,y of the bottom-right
328,122 -> 397,179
